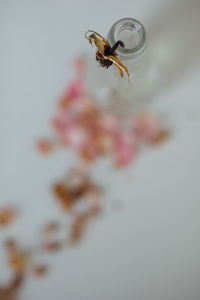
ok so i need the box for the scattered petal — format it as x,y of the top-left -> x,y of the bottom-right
0,273 -> 24,300
37,139 -> 53,154
150,130 -> 169,145
0,207 -> 17,227
113,134 -> 138,166
32,265 -> 48,277
66,78 -> 85,101
67,127 -> 88,148
8,251 -> 28,273
133,114 -> 160,143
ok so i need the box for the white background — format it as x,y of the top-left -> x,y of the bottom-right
0,0 -> 200,299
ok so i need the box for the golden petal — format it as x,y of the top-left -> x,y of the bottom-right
107,55 -> 130,78
116,65 -> 124,77
85,30 -> 110,47
86,33 -> 105,55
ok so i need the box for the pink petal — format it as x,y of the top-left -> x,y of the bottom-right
133,114 -> 160,142
98,114 -> 119,134
53,111 -> 76,132
113,134 -> 138,166
66,78 -> 85,101
67,128 -> 88,148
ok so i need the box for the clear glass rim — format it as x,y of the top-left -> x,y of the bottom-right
107,18 -> 147,59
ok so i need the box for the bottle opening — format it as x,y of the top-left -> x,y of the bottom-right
107,18 -> 147,59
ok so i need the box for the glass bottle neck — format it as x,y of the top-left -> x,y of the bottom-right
107,18 -> 147,72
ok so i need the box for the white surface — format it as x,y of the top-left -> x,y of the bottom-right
0,0 -> 200,299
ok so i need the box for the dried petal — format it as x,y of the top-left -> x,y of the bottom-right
133,114 -> 160,142
150,130 -> 169,145
79,142 -> 98,163
53,183 -> 77,211
0,207 -> 16,227
68,213 -> 88,244
108,55 -> 130,78
85,32 -> 106,54
32,265 -> 47,277
37,139 -> 53,154
0,273 -> 23,300
85,30 -> 110,48
58,95 -> 70,109
9,251 -> 28,273
96,134 -> 113,153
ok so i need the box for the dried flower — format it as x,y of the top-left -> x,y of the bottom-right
85,30 -> 129,78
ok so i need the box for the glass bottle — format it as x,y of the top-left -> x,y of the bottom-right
86,18 -> 162,115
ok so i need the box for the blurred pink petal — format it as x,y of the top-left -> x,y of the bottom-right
66,78 -> 85,101
53,111 -> 76,132
113,134 -> 138,166
67,128 -> 88,148
75,97 -> 96,114
98,114 -> 119,134
133,114 -> 160,143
